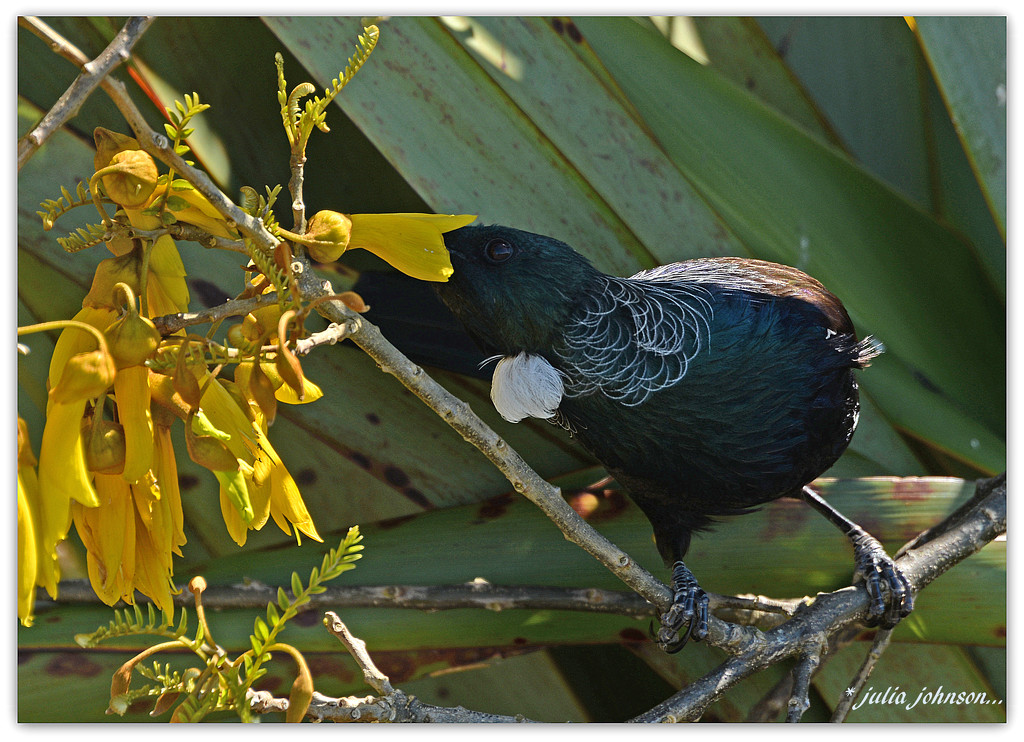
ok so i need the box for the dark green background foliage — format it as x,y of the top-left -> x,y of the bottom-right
18,17 -> 1004,722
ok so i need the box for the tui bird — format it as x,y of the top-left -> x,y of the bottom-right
435,224 -> 914,651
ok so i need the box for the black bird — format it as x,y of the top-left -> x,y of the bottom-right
435,225 -> 914,651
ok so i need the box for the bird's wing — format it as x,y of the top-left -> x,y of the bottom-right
554,272 -> 715,406
553,258 -> 870,406
638,258 -> 855,334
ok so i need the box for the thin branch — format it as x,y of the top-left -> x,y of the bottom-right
151,290 -> 280,335
246,611 -> 539,722
249,687 -> 537,723
830,627 -> 894,722
786,636 -> 825,722
17,16 -> 154,170
292,321 -> 357,355
46,579 -> 796,625
324,612 -> 393,695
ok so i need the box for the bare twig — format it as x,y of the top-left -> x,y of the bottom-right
829,627 -> 894,722
246,611 -> 540,722
47,579 -> 795,625
786,636 -> 825,722
324,611 -> 393,695
17,16 -> 154,170
249,686 -> 537,723
293,321 -> 357,355
151,290 -> 280,335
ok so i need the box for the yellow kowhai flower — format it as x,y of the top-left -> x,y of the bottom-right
17,418 -> 42,626
27,319 -> 117,600
234,358 -> 324,407
72,473 -> 136,607
297,211 -> 475,282
192,370 -> 321,547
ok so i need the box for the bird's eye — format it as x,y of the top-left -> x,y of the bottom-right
484,238 -> 515,264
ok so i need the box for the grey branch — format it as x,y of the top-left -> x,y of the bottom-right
17,16 -> 154,170
47,579 -> 796,625
151,290 -> 280,335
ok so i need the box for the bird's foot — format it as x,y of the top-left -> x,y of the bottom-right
850,528 -> 914,628
655,561 -> 710,653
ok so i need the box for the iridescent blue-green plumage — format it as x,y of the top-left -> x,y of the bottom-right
435,225 -> 910,648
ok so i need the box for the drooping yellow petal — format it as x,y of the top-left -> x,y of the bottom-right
18,419 -> 52,609
114,365 -> 154,483
130,508 -> 175,613
348,213 -> 475,282
73,474 -> 136,606
235,360 -> 324,406
268,461 -> 321,544
217,471 -> 252,547
152,423 -> 186,556
38,397 -> 100,526
214,465 -> 255,527
145,234 -> 190,314
18,473 -> 39,626
246,471 -> 273,532
47,307 -> 119,393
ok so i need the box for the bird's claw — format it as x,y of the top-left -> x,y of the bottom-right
851,530 -> 914,629
655,561 -> 710,653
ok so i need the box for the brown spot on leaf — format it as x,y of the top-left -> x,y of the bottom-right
365,412 -> 381,425
295,467 -> 317,486
401,487 -> 432,509
306,654 -> 356,683
291,608 -> 322,628
178,473 -> 200,491
475,493 -> 515,521
384,466 -> 410,488
619,627 -> 647,643
253,673 -> 284,693
346,450 -> 372,470
377,514 -> 417,530
45,654 -> 103,678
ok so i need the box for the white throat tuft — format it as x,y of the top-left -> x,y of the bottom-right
490,353 -> 565,423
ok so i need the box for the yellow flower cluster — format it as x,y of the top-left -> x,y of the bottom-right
17,130 -> 323,625
19,127 -> 475,627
